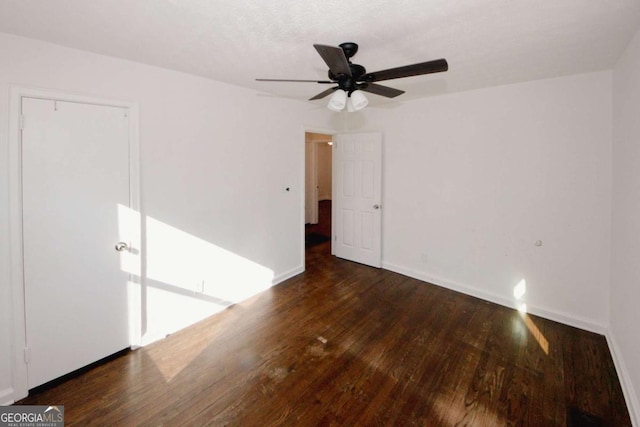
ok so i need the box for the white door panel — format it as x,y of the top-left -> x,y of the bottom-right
22,97 -> 131,388
333,132 -> 382,267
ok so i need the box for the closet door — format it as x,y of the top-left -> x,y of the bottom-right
22,97 -> 132,388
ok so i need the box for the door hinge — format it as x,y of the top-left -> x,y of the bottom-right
20,114 -> 24,130
24,347 -> 30,364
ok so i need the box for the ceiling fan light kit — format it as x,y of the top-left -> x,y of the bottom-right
328,89 -> 348,111
328,89 -> 367,112
349,90 -> 369,111
257,42 -> 448,112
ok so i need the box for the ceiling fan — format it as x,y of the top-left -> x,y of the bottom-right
256,42 -> 448,111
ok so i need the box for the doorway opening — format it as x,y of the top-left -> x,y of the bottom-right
305,132 -> 333,254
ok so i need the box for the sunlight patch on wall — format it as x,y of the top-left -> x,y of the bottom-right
513,278 -> 526,300
146,216 -> 274,304
513,278 -> 527,313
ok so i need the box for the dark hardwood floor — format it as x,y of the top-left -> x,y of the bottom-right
18,234 -> 630,425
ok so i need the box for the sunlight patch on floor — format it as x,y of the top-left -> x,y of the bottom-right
512,278 -> 549,355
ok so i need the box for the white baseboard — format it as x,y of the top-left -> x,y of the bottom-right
381,262 -> 606,334
606,331 -> 639,426
273,265 -> 304,285
0,387 -> 15,406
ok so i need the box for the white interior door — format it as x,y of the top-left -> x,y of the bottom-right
332,132 -> 382,267
22,97 -> 132,388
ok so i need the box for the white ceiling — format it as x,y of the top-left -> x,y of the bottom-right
1,0 -> 640,106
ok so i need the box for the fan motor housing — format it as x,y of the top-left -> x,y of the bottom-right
327,42 -> 366,88
328,63 -> 367,85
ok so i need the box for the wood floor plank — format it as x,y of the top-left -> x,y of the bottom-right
17,241 -> 632,426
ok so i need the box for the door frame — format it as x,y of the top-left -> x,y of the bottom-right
306,137 -> 334,225
302,127 -> 335,268
8,86 -> 140,402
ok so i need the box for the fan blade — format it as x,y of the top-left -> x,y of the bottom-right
309,87 -> 337,100
256,78 -> 334,83
360,83 -> 405,98
313,44 -> 352,78
360,58 -> 448,82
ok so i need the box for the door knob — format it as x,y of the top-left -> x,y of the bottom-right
373,204 -> 380,210
115,242 -> 129,252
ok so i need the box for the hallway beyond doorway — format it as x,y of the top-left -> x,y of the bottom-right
305,200 -> 331,249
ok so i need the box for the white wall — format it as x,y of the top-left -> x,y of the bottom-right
365,71 -> 613,331
0,32 -> 335,403
611,26 -> 640,426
